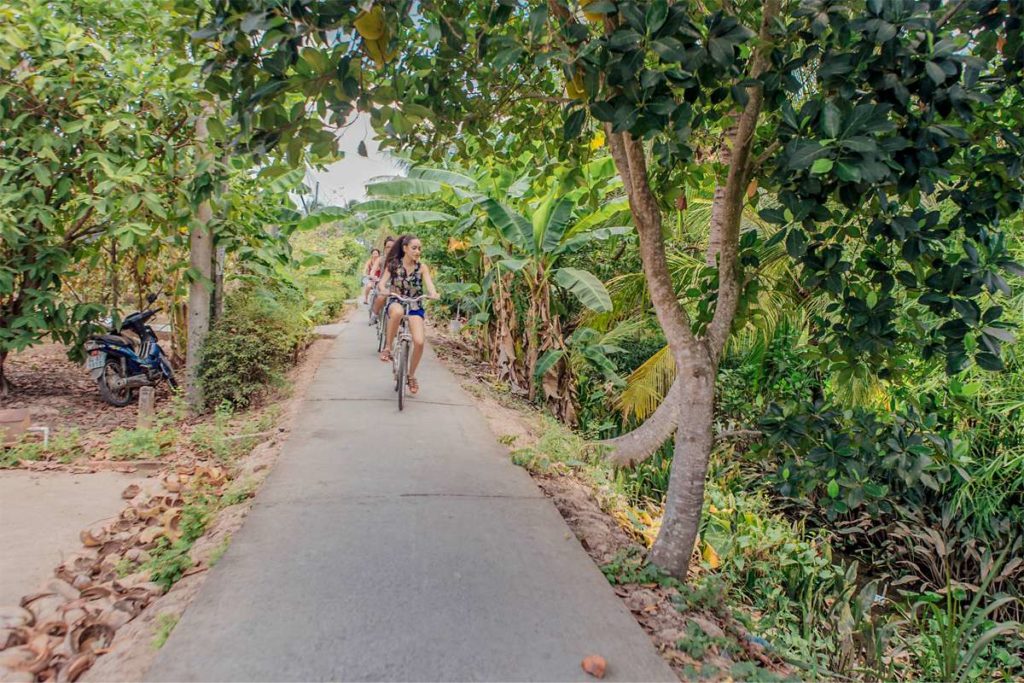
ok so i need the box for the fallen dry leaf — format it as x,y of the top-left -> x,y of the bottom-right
581,654 -> 607,679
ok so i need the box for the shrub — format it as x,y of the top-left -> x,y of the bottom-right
198,282 -> 311,410
306,289 -> 349,325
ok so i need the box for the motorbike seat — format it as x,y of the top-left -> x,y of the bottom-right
96,334 -> 135,347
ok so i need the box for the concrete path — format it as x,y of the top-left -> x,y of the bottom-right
147,313 -> 676,682
0,470 -> 140,606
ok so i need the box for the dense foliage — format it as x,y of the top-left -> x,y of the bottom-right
197,282 -> 311,410
1,0 -> 1020,678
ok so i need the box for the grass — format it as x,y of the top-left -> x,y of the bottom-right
108,426 -> 176,460
190,403 -> 280,463
1,428 -> 86,467
208,535 -> 231,567
152,613 -> 180,649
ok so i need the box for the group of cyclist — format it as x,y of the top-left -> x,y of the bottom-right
360,234 -> 439,396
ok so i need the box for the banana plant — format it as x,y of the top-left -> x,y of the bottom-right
480,190 -> 628,414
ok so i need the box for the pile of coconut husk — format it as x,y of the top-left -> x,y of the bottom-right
0,463 -> 229,682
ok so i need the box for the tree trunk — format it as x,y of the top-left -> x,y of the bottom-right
110,239 -> 119,314
599,377 -> 682,466
186,110 -> 214,412
648,356 -> 716,572
212,244 -> 226,321
0,349 -> 10,398
489,268 -> 522,390
525,284 -> 540,402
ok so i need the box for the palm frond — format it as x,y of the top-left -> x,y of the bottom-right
615,345 -> 675,423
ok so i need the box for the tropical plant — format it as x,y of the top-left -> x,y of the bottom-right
480,190 -> 626,420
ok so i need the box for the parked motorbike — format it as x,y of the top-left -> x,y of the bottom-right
83,293 -> 177,407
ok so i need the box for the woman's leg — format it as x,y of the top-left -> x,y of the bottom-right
382,303 -> 404,360
372,291 -> 388,316
361,281 -> 371,303
407,315 -> 426,378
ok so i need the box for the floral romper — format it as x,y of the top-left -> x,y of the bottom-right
389,261 -> 425,317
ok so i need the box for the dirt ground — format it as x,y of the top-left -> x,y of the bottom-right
0,343 -> 176,437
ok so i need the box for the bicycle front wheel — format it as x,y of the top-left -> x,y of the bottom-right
397,340 -> 409,410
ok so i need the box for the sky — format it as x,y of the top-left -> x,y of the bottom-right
304,115 -> 402,207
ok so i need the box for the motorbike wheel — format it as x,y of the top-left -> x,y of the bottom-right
97,359 -> 134,407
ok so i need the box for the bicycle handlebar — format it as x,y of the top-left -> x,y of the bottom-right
392,295 -> 426,303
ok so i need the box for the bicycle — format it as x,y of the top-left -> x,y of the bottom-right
375,294 -> 388,353
366,277 -> 380,326
386,295 -> 425,411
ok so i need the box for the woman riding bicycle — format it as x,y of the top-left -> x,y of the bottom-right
370,236 -> 396,321
360,248 -> 381,305
378,234 -> 439,396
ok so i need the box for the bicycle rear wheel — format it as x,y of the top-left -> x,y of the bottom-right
397,339 -> 409,410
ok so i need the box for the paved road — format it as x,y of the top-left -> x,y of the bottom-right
147,313 -> 676,682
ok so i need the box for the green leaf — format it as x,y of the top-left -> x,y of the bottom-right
498,258 -> 528,272
810,158 -> 834,174
552,268 -> 612,312
300,46 -> 329,73
835,161 -> 862,183
406,167 -> 476,188
645,0 -> 668,34
371,210 -> 456,229
652,37 -> 686,62
925,61 -> 945,85
206,118 -> 227,140
481,199 -> 533,252
366,178 -> 446,197
821,102 -> 841,138
785,140 -> 828,170
534,349 -> 566,378
541,197 -> 575,253
982,326 -> 1015,343
827,479 -> 840,498
785,229 -> 808,258
564,108 -> 586,141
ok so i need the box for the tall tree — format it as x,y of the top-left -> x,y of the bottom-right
186,108 -> 215,410
0,0 -> 199,395
194,0 -> 1023,577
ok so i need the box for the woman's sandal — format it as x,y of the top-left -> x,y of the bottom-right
407,376 -> 419,395
379,349 -> 392,362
